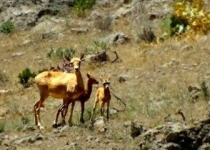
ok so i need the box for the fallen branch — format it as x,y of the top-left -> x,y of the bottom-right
110,87 -> 126,112
111,50 -> 119,63
176,108 -> 186,122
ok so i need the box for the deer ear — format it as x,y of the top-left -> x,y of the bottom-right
64,55 -> 71,62
87,73 -> 90,78
80,53 -> 85,61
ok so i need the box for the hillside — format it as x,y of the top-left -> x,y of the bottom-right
1,0 -> 210,149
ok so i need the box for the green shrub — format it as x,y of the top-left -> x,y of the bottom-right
18,68 -> 36,86
85,41 -> 109,54
0,21 -> 15,33
47,47 -> 75,59
73,0 -> 96,17
0,121 -> 5,133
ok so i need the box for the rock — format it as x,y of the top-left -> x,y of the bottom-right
162,143 -> 181,150
198,143 -> 210,150
32,18 -> 65,34
93,117 -> 107,133
101,32 -> 129,45
0,89 -> 11,95
71,28 -> 88,33
188,84 -> 201,100
123,120 -> 132,127
84,51 -> 109,63
113,4 -> 135,19
118,76 -> 126,83
13,133 -> 44,144
130,122 -> 144,138
11,52 -> 25,58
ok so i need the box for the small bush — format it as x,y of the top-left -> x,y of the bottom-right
47,47 -> 75,59
95,15 -> 113,31
0,21 -> 15,33
201,80 -> 209,100
16,116 -> 31,131
85,41 -> 109,54
18,68 -> 36,86
73,0 -> 96,17
0,121 -> 5,133
0,70 -> 8,85
139,27 -> 156,43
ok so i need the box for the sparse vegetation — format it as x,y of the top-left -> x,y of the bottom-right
0,21 -> 15,33
0,121 -> 5,133
85,41 -> 109,54
47,47 -> 75,59
16,116 -> 30,131
201,80 -> 209,100
139,27 -> 156,43
72,0 -> 96,17
95,15 -> 113,31
18,68 -> 36,86
0,70 -> 8,85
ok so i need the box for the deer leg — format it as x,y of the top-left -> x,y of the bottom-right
61,103 -> 69,125
80,101 -> 85,123
34,100 -> 40,126
100,102 -> 105,117
36,101 -> 44,130
106,101 -> 110,121
68,101 -> 75,126
90,99 -> 98,121
35,93 -> 48,130
53,104 -> 64,128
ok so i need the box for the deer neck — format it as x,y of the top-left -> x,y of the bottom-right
104,86 -> 110,93
75,71 -> 85,91
84,80 -> 93,99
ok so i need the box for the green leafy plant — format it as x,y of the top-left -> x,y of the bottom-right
18,68 -> 36,86
47,47 -> 75,59
0,21 -> 15,33
73,0 -> 96,17
85,41 -> 109,54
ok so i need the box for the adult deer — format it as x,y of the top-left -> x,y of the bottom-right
53,73 -> 99,127
34,54 -> 85,130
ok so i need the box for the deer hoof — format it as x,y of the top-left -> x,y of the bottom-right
39,125 -> 45,130
80,118 -> 85,123
52,124 -> 59,128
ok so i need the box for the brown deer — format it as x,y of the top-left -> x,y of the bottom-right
90,76 -> 111,121
34,54 -> 85,130
53,73 -> 99,127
